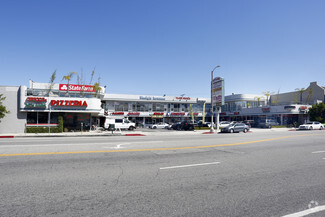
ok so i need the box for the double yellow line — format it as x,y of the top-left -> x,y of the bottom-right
0,134 -> 322,157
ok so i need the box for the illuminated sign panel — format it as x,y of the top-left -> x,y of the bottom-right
59,84 -> 95,92
25,97 -> 47,108
212,77 -> 224,107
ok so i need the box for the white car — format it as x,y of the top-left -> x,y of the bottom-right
298,122 -> 324,130
150,122 -> 170,129
219,121 -> 230,129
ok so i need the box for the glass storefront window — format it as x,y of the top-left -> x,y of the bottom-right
115,102 -> 129,111
27,112 -> 60,124
153,103 -> 164,112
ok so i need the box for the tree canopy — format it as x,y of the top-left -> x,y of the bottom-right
0,94 -> 10,120
308,103 -> 325,123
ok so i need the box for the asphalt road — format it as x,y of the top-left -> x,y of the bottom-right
0,130 -> 324,216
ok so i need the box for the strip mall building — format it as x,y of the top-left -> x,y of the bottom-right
0,81 -> 324,133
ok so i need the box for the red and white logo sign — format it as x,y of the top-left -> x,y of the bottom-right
50,100 -> 88,107
59,84 -> 95,92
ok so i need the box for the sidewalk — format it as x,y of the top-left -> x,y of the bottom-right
0,130 -> 122,138
0,127 -> 298,138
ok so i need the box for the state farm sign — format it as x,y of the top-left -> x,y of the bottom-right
59,84 -> 95,92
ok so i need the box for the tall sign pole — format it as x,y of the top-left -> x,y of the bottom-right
210,65 -> 220,133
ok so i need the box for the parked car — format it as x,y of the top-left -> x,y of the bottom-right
150,122 -> 170,129
104,118 -> 136,131
243,120 -> 254,128
197,121 -> 209,127
171,121 -> 195,131
298,122 -> 324,130
257,119 -> 279,128
219,121 -> 230,129
220,123 -> 250,133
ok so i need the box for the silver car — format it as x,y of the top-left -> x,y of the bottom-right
221,123 -> 250,133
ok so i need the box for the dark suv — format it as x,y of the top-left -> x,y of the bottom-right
172,121 -> 195,131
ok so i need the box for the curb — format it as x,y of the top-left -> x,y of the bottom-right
0,136 -> 14,138
125,134 -> 146,136
2,134 -> 122,138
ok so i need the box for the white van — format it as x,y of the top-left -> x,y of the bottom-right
104,118 -> 136,131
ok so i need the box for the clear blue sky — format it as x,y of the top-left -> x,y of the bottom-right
1,0 -> 325,97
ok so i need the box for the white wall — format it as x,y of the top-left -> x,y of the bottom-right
0,86 -> 27,134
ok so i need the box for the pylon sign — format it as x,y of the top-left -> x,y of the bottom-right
212,77 -> 224,107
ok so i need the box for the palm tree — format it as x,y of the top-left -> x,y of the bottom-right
305,88 -> 313,104
262,91 -> 274,106
93,76 -> 102,97
293,93 -> 298,104
62,71 -> 78,95
89,68 -> 96,85
254,96 -> 264,107
48,70 -> 56,96
295,88 -> 307,104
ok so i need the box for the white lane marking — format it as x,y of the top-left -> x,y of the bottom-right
312,151 -> 325,154
115,143 -> 129,149
282,205 -> 325,217
160,162 -> 220,170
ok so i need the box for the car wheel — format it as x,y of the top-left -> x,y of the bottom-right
309,127 -> 313,130
230,129 -> 234,133
243,128 -> 248,133
129,126 -> 135,131
320,126 -> 323,130
153,126 -> 157,129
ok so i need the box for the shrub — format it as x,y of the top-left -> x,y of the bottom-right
194,127 -> 216,130
26,127 -> 61,133
58,116 -> 63,133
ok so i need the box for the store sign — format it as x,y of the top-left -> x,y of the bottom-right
299,106 -> 308,112
128,112 -> 140,116
176,97 -> 191,100
139,96 -> 165,101
112,112 -> 125,115
50,100 -> 88,107
59,84 -> 95,92
25,97 -> 47,108
26,97 -> 47,102
152,112 -> 164,118
284,106 -> 296,110
152,115 -> 164,118
187,113 -> 199,116
171,112 -> 185,116
212,77 -> 224,107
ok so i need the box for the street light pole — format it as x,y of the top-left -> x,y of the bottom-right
210,65 -> 220,133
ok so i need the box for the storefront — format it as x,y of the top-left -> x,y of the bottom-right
102,94 -> 207,127
19,82 -> 104,132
